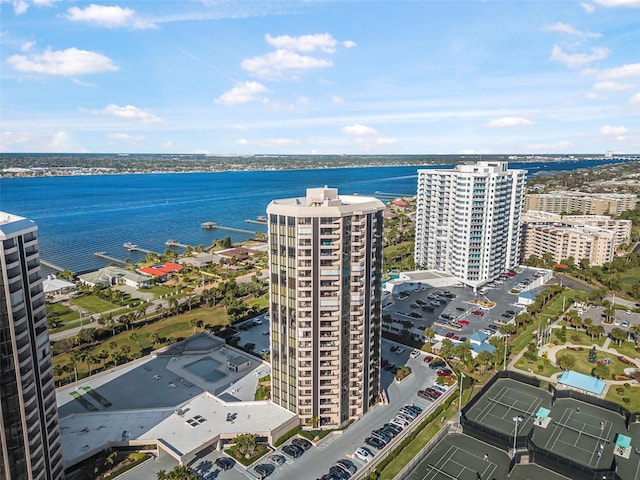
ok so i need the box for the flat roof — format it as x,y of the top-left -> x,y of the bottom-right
558,370 -> 606,395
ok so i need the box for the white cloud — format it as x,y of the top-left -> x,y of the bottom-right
342,40 -> 357,48
598,63 -> 640,79
7,0 -> 58,15
581,2 -> 596,12
342,124 -> 378,136
241,49 -> 332,80
7,46 -> 118,76
107,133 -> 145,144
1,130 -> 30,148
594,0 -> 640,7
585,92 -> 601,100
1,130 -> 69,152
592,80 -> 634,91
341,124 -> 397,150
630,92 -> 640,105
543,22 -> 600,38
85,104 -> 162,123
486,117 -> 533,128
332,96 -> 345,104
47,131 -> 69,150
65,4 -> 156,29
600,125 -> 628,136
21,41 -> 35,52
215,81 -> 269,106
551,45 -> 609,67
265,33 -> 338,53
296,96 -> 310,105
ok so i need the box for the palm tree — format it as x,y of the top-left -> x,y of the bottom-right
610,327 -> 626,347
630,324 -> 640,346
128,332 -> 140,347
423,327 -> 435,345
168,297 -> 179,316
234,433 -> 257,458
477,350 -> 493,375
150,331 -> 160,345
557,354 -> 575,371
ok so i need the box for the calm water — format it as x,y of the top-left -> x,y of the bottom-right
0,159 -> 629,273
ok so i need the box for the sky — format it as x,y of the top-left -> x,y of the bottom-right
1,0 -> 639,155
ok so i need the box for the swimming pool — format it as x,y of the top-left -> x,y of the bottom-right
184,357 -> 227,382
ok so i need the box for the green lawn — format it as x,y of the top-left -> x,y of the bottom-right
69,294 -> 121,314
140,285 -> 177,297
614,341 -> 640,359
605,384 -> 640,412
514,356 -> 561,378
555,348 -> 630,378
46,303 -> 80,324
619,266 -> 640,295
564,329 -> 607,347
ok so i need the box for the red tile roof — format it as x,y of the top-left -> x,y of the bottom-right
139,262 -> 184,277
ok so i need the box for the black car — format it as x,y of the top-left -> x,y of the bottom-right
215,457 -> 234,471
422,305 -> 435,312
381,427 -> 398,438
283,444 -> 303,458
336,459 -> 357,475
429,360 -> 447,369
371,429 -> 391,443
254,464 -> 271,478
405,404 -> 423,414
441,313 -> 454,320
292,437 -> 312,451
329,465 -> 351,479
455,307 -> 466,312
409,311 -> 422,318
269,453 -> 285,466
383,423 -> 403,435
365,436 -> 386,450
383,362 -> 394,371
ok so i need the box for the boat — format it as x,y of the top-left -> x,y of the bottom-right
123,242 -> 138,251
201,221 -> 217,229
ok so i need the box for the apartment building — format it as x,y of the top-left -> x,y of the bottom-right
266,187 -> 384,428
521,223 -> 616,267
521,211 -> 632,248
524,192 -> 637,215
415,162 -> 526,288
0,212 -> 63,480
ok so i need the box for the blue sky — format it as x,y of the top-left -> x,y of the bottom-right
1,0 -> 639,155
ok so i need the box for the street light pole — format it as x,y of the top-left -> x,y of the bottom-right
512,415 -> 523,457
458,372 -> 465,427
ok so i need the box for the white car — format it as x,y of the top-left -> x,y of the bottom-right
410,349 -> 420,359
355,447 -> 374,463
253,318 -> 263,325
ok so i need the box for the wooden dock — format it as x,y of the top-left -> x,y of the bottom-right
245,219 -> 268,226
94,252 -> 128,266
165,240 -> 189,248
211,224 -> 256,235
123,243 -> 158,255
40,260 -> 66,273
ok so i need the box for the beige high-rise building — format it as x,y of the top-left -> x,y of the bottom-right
524,192 -> 637,215
266,187 -> 384,428
0,213 -> 63,480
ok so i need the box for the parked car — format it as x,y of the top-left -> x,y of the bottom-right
423,355 -> 434,363
410,349 -> 420,359
383,423 -> 403,435
417,389 -> 435,400
406,404 -> 423,414
455,307 -> 466,312
409,312 -> 422,318
429,360 -> 447,369
371,429 -> 391,444
395,346 -> 406,355
399,407 -> 418,419
436,368 -> 453,377
431,383 -> 447,393
292,438 -> 312,451
329,465 -> 351,480
472,310 -> 484,316
430,301 -> 441,307
215,458 -> 234,471
254,464 -> 271,478
355,447 -> 374,462
336,459 -> 357,475
365,437 -> 386,450
283,444 -> 303,458
458,319 -> 469,325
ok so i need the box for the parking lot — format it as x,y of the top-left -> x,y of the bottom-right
382,268 -> 548,344
573,304 -> 639,337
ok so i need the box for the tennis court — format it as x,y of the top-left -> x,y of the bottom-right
531,398 -> 627,469
404,434 -> 510,480
464,378 -> 551,437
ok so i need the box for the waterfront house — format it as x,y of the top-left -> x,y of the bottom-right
78,266 -> 151,288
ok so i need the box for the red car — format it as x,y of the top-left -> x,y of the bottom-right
458,319 -> 469,325
445,332 -> 454,338
451,336 -> 460,341
472,310 -> 484,316
436,368 -> 453,377
424,388 -> 442,398
423,355 -> 434,363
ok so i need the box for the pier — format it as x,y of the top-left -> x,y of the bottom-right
40,260 -> 66,273
123,243 -> 158,255
211,224 -> 257,235
375,191 -> 413,198
245,219 -> 268,226
94,252 -> 128,266
165,240 -> 189,248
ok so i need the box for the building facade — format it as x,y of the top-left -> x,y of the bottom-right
0,213 -> 63,480
524,192 -> 637,216
415,162 -> 526,288
521,223 -> 616,267
267,187 -> 384,428
521,211 -> 632,249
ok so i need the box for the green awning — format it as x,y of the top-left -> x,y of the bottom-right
536,407 -> 551,419
615,434 -> 631,448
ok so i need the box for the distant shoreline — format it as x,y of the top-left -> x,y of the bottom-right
2,153 -> 634,179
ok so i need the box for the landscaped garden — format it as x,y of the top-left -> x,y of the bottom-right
555,347 -> 633,379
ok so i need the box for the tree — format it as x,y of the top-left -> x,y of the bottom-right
477,350 -> 493,375
610,327 -> 627,347
557,354 -> 575,371
423,327 -> 434,345
223,236 -> 232,248
439,339 -> 454,361
587,346 -> 597,363
630,324 -> 640,346
168,297 -> 179,316
234,433 -> 257,458
128,332 -> 140,347
157,466 -> 199,480
150,332 -> 160,345
592,363 -> 610,379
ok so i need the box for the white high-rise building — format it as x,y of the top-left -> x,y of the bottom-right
415,162 -> 526,288
266,187 -> 384,428
0,212 -> 63,480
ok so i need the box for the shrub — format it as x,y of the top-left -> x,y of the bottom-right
537,365 -> 544,373
616,387 -> 625,395
274,425 -> 301,447
623,398 -> 631,405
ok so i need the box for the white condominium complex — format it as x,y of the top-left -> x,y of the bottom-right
266,187 -> 384,428
525,192 -> 637,216
415,162 -> 526,288
0,213 -> 63,480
